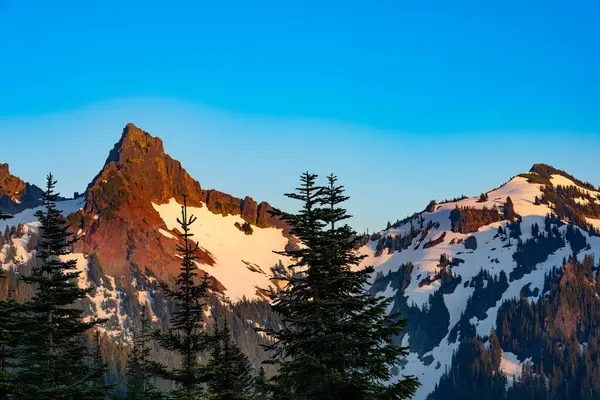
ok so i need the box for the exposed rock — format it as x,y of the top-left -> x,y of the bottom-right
234,221 -> 254,235
423,232 -> 446,249
77,123 -> 289,285
0,163 -> 44,214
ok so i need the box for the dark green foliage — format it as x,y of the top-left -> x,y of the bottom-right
495,255 -> 600,399
205,319 -> 255,399
89,330 -> 115,399
489,329 -> 502,370
264,173 -> 419,399
126,304 -> 163,400
505,361 -> 549,400
464,235 -> 477,250
450,206 -> 502,234
518,172 -> 552,186
507,218 -> 522,239
0,208 -> 18,400
540,184 -> 600,234
375,223 -> 421,256
529,163 -> 596,191
426,200 -> 437,213
428,337 -> 507,400
0,295 -> 19,395
439,195 -> 468,204
511,221 -> 564,281
423,232 -> 446,249
449,270 -> 508,343
565,224 -> 587,254
252,367 -> 270,400
430,253 -> 600,399
234,222 -> 254,235
370,262 -> 451,356
504,197 -> 518,221
153,195 -> 211,399
0,208 -> 12,223
15,174 -> 109,399
478,193 -> 488,203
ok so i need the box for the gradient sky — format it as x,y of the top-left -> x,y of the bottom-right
1,0 -> 599,233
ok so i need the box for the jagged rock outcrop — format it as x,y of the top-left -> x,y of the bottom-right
76,123 -> 288,283
0,163 -> 44,214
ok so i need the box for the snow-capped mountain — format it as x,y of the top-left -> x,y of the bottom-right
360,165 -> 600,399
0,123 -> 292,347
2,125 -> 600,398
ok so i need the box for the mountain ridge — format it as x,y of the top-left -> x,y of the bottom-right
3,130 -> 600,398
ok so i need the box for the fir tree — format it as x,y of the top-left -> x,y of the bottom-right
252,367 -> 271,400
153,194 -> 210,399
263,172 -> 419,399
0,284 -> 18,400
205,319 -> 255,399
88,330 -> 114,399
0,207 -> 16,400
126,303 -> 162,400
489,329 -> 502,370
0,207 -> 11,224
15,173 -> 108,399
504,196 -> 517,221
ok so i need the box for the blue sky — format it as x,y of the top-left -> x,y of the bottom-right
0,0 -> 599,232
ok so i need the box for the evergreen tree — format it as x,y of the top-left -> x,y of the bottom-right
504,197 -> 517,221
252,367 -> 270,400
489,329 -> 502,370
153,194 -> 210,399
426,200 -> 436,213
15,173 -> 108,399
126,303 -> 162,400
205,319 -> 255,399
264,172 -> 419,399
0,207 -> 16,400
0,283 -> 18,400
88,330 -> 114,399
0,207 -> 11,224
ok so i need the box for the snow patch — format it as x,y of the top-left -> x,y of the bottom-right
501,351 -> 532,387
152,198 -> 289,301
158,228 -> 176,239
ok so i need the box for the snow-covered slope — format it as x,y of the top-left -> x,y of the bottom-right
152,198 -> 289,301
0,198 -> 134,340
360,172 -> 600,399
0,197 -> 84,233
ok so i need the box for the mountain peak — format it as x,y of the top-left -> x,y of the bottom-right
77,124 -> 288,281
121,123 -> 163,148
528,163 -> 596,191
103,123 -> 166,165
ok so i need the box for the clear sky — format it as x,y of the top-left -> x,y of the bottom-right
0,0 -> 599,233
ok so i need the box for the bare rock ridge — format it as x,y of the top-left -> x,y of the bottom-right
0,163 -> 44,214
85,123 -> 286,230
